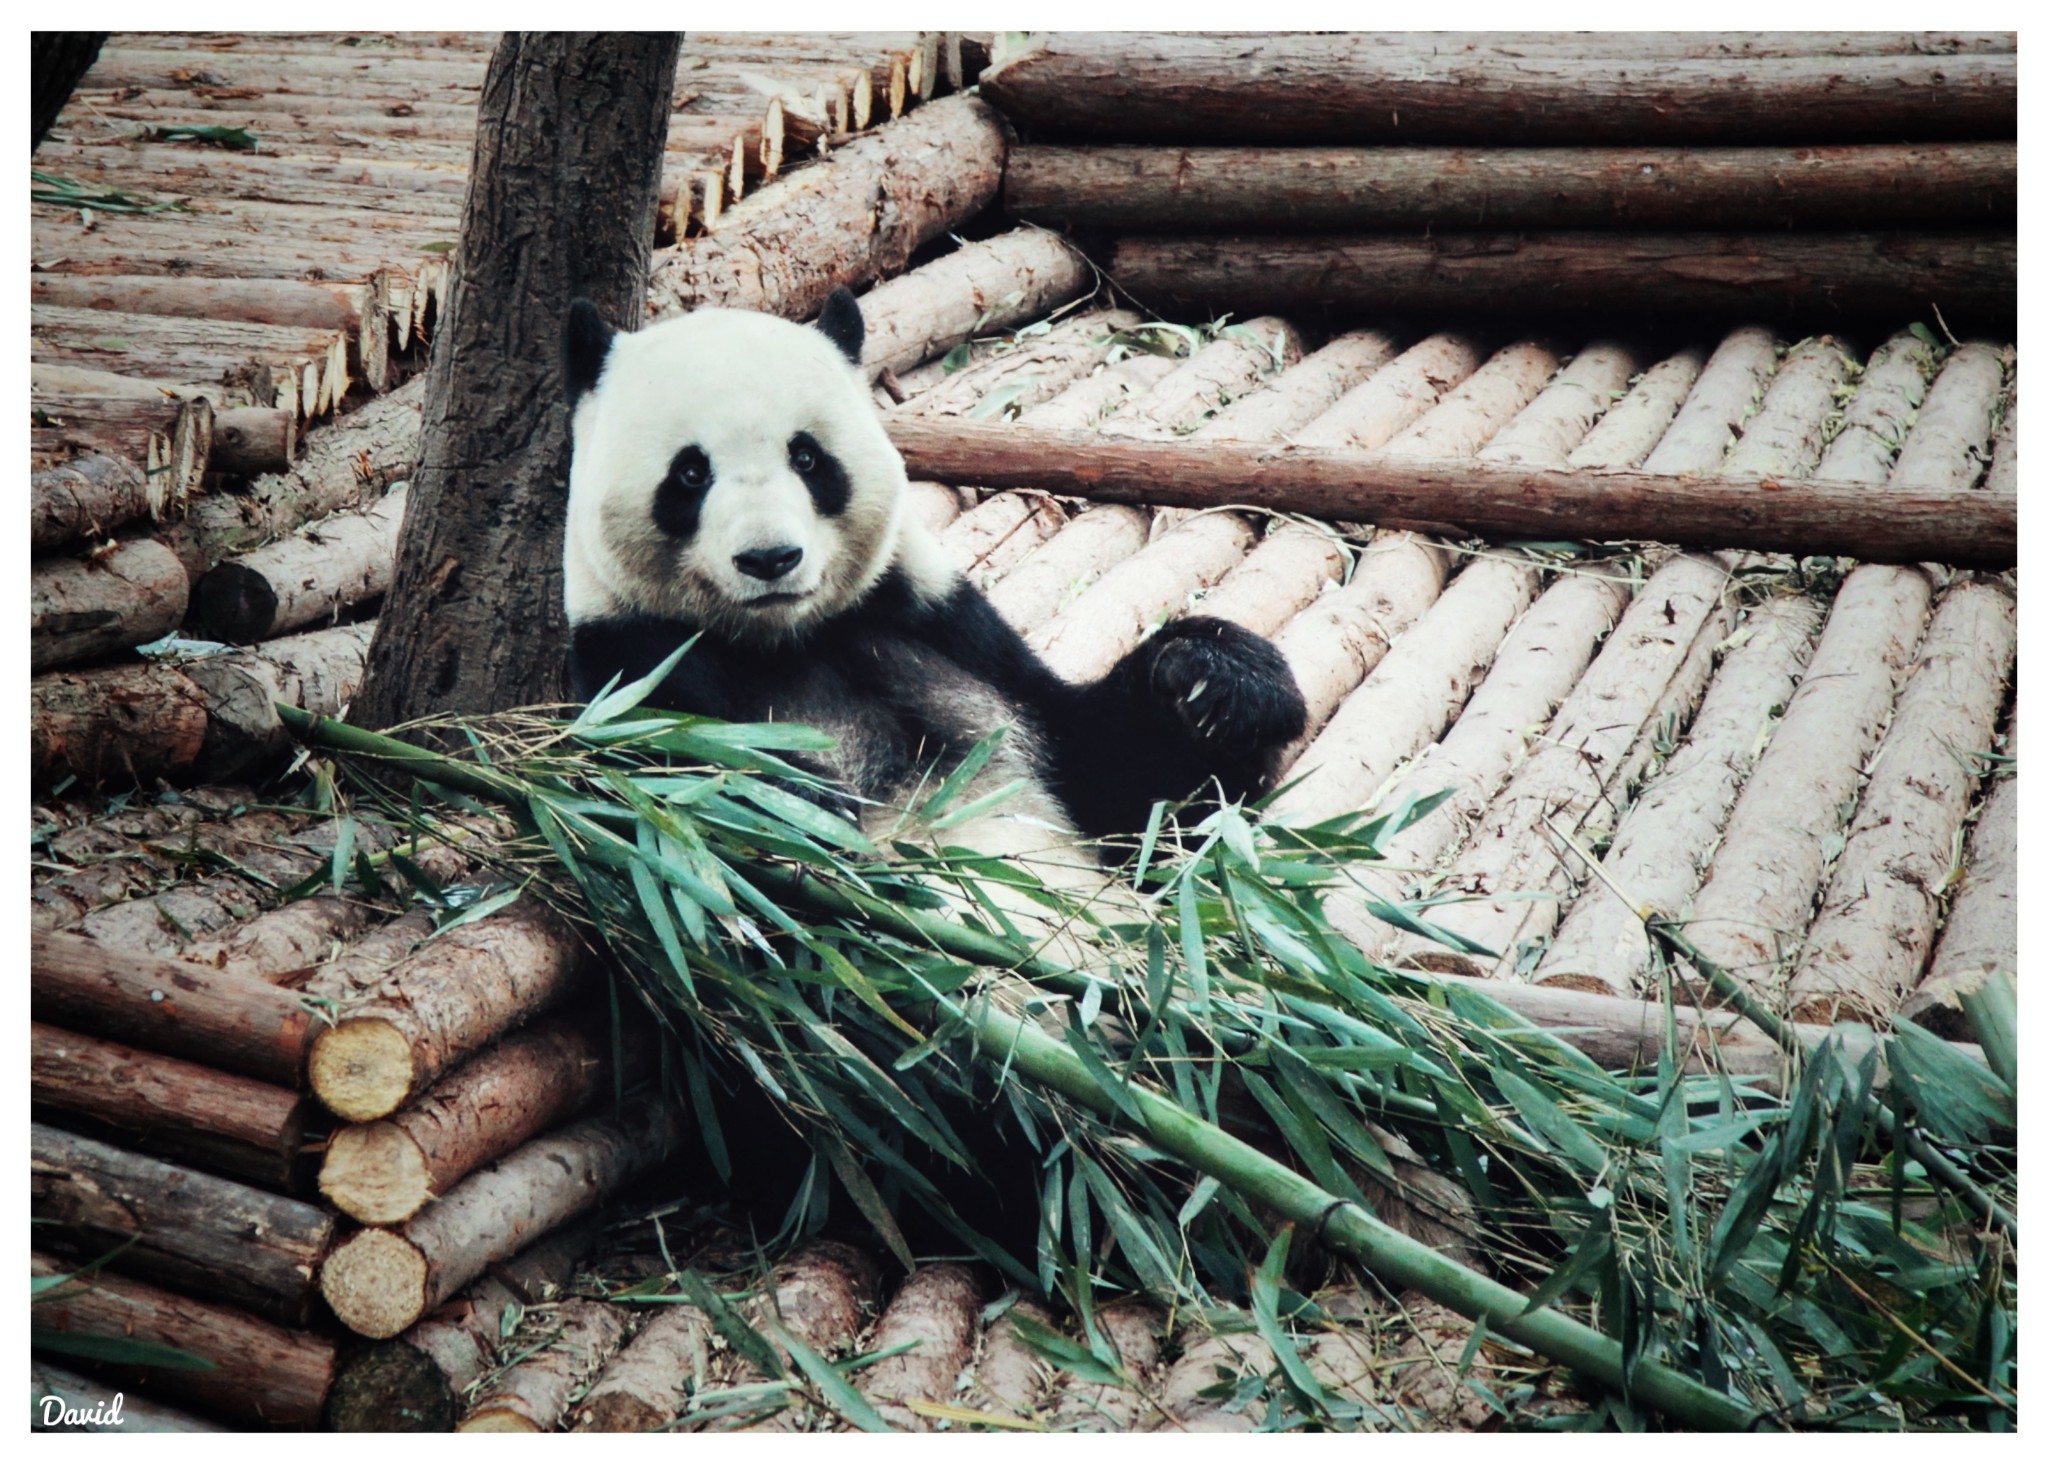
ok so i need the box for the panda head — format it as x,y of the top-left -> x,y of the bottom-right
561,289 -> 907,644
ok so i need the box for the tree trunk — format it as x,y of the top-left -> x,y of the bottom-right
883,418 -> 2018,569
1004,143 -> 2018,232
32,32 -> 107,151
352,32 -> 680,728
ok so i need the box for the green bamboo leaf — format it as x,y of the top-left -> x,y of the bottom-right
821,1137 -> 915,1272
1004,1312 -> 1125,1387
1250,1230 -> 1331,1409
1493,1066 -> 1608,1174
914,725 -> 1006,821
30,1328 -> 220,1371
676,1269 -> 784,1380
572,638 -> 695,727
329,816 -> 356,897
387,850 -> 448,907
431,883 -> 523,934
772,1319 -> 897,1432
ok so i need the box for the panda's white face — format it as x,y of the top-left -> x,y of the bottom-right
564,305 -> 908,644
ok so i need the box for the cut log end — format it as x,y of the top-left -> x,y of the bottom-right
308,1017 -> 417,1122
457,1410 -> 545,1434
319,1120 -> 433,1225
321,1226 -> 430,1340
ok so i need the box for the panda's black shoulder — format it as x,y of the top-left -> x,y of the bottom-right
853,568 -> 1067,703
568,614 -> 733,715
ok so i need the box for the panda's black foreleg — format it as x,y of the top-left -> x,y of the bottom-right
1051,616 -> 1307,838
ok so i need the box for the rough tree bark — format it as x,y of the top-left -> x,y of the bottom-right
353,32 -> 680,728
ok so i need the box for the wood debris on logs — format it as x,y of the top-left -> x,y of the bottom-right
647,94 -> 1006,323
191,483 -> 406,643
1478,343 -> 1639,468
31,1122 -> 334,1324
850,1263 -> 985,1431
1005,142 -> 2017,232
320,1017 -> 627,1225
939,492 -> 1068,588
985,504 -> 1153,630
30,930 -> 314,1087
325,1224 -> 598,1432
1814,328 -> 1942,483
1719,335 -> 1859,478
1902,708 -> 2016,1038
29,1022 -> 313,1194
306,897 -> 590,1122
1889,341 -> 2010,491
1107,234 -> 2015,330
1020,352 -> 1180,431
1192,329 -> 1400,442
895,307 -> 1141,420
179,895 -> 382,984
980,34 -> 2017,145
1638,326 -> 1782,475
1030,511 -> 1257,681
1045,1300 -> 1165,1432
1098,317 -> 1304,439
856,227 -> 1093,381
31,1251 -> 334,1429
320,1100 -> 679,1340
1268,533 -> 1450,741
30,538 -> 190,673
1327,565 -> 1630,966
459,1297 -> 629,1432
1682,565 -> 1936,1006
1785,578 -> 2016,1025
884,418 -> 2018,568
1534,593 -> 1824,995
1272,554 -> 1538,823
1292,334 -> 1484,451
1566,350 -> 1706,469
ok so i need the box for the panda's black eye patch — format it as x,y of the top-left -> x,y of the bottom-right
788,431 -> 850,517
653,445 -> 711,538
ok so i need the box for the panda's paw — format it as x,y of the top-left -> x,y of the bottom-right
1141,617 -> 1308,757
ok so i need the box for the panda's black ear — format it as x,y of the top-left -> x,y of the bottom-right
564,298 -> 616,405
815,287 -> 864,366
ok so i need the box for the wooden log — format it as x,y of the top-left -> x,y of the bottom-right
31,391 -> 213,517
295,905 -> 441,1004
319,1100 -> 680,1340
1813,329 -> 1942,484
1192,329 -> 1399,443
1381,340 -> 1562,460
319,1017 -> 622,1225
1889,341 -> 2010,491
179,895 -> 378,983
30,538 -> 190,673
1902,709 -> 2016,1039
324,1224 -> 597,1432
1720,336 -> 1859,478
1387,554 -> 1734,975
1044,1301 -> 1165,1432
854,1264 -> 985,1431
980,35 -> 2017,144
1199,523 -> 1348,639
986,504 -> 1153,631
1105,234 -> 2016,329
856,227 -> 1094,381
1567,350 -> 1706,470
307,898 -> 590,1122
1292,334 -> 1484,451
30,1123 -> 333,1325
31,1360 -> 227,1433
210,406 -> 298,475
191,483 -> 405,643
1099,317 -> 1305,439
1786,578 -> 2016,1025
647,94 -> 1006,323
1984,372 -> 2017,493
160,372 -> 420,577
1479,343 -> 1639,469
1148,1322 -> 1274,1432
32,453 -> 161,555
896,306 -> 1142,421
30,1253 -> 334,1429
963,1299 -> 1055,1420
572,1304 -> 711,1432
1534,593 -> 1825,995
1682,565 -> 1936,1005
30,931 -> 313,1086
29,1022 -> 311,1193
459,1297 -> 629,1432
1333,567 -> 1619,949
906,480 -> 971,533
1272,555 -> 1538,823
728,1240 -> 888,1432
31,304 -> 346,420
1004,142 -> 2019,232
938,492 -> 1069,588
1017,352 -> 1179,431
1268,532 -> 1450,743
1030,512 -> 1258,682
882,419 -> 2019,569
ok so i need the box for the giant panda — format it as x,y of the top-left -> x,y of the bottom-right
560,288 -> 1308,890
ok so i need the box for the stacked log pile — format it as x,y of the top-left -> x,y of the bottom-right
989,32 -> 2016,331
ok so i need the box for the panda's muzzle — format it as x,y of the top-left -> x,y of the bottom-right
734,545 -> 805,581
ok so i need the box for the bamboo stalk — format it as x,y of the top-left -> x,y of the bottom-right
883,418 -> 2018,568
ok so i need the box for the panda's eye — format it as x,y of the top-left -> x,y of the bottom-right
788,435 -> 820,474
677,454 -> 710,490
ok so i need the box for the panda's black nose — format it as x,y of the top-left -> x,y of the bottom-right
735,545 -> 804,581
